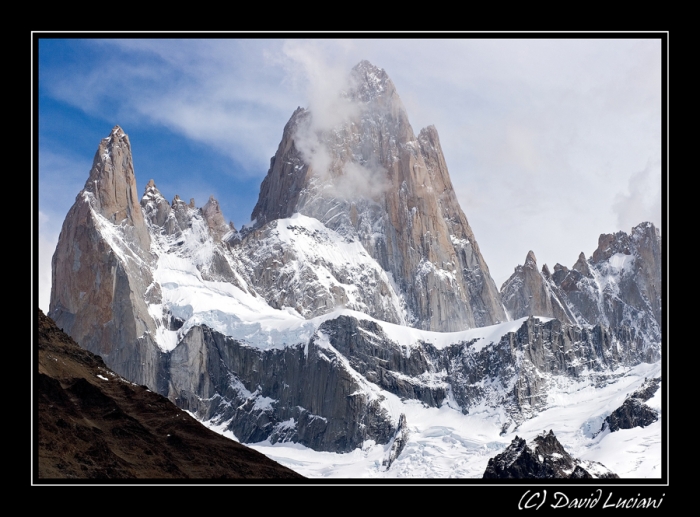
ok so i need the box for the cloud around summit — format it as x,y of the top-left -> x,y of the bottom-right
37,37 -> 663,309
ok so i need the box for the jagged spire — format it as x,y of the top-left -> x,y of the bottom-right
525,250 -> 537,267
49,125 -> 158,387
572,252 -> 591,277
202,195 -> 230,239
249,61 -> 505,331
542,263 -> 551,278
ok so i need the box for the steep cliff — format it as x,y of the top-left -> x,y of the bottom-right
49,126 -> 164,390
248,61 -> 505,331
501,223 -> 662,347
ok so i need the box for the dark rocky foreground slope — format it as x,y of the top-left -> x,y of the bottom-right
36,309 -> 304,480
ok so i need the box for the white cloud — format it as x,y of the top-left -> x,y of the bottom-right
613,160 -> 662,232
274,42 -> 391,203
40,38 -> 663,286
38,211 -> 59,313
43,40 -> 301,176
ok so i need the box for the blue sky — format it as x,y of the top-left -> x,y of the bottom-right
35,36 -> 664,313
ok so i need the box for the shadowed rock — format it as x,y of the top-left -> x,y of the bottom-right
483,430 -> 618,479
37,309 -> 304,480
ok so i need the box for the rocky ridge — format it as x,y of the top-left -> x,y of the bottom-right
47,62 -> 662,466
482,430 -> 619,479
501,222 -> 662,348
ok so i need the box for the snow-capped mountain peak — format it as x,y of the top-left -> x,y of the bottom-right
47,62 -> 662,478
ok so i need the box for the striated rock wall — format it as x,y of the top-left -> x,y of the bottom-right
159,314 -> 657,451
49,126 -> 163,390
248,61 -> 505,332
501,222 -> 662,347
166,324 -> 396,453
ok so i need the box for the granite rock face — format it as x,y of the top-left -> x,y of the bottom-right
501,223 -> 662,347
49,126 -> 164,390
166,323 -> 396,453
249,61 -> 505,332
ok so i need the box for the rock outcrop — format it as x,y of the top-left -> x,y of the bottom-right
501,222 -> 662,347
383,414 -> 409,470
249,61 -> 505,332
49,126 -> 163,390
603,399 -> 659,432
600,377 -> 660,433
483,430 -> 618,479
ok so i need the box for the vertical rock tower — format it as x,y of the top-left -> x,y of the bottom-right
49,126 -> 163,389
251,61 -> 505,331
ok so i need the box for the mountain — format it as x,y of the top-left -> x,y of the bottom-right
49,126 -> 162,390
482,430 -> 618,479
47,61 -> 662,476
36,309 -> 304,479
248,61 -> 505,332
501,222 -> 662,348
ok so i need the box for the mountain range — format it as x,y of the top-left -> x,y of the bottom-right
44,61 -> 663,478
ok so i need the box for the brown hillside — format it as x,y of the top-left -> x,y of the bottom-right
35,309 -> 304,481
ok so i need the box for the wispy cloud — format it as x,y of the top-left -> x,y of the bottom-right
613,160 -> 662,232
273,42 -> 391,202
43,40 -> 300,176
38,37 -> 662,287
38,211 -> 58,313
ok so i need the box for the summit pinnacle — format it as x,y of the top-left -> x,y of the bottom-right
249,61 -> 505,331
